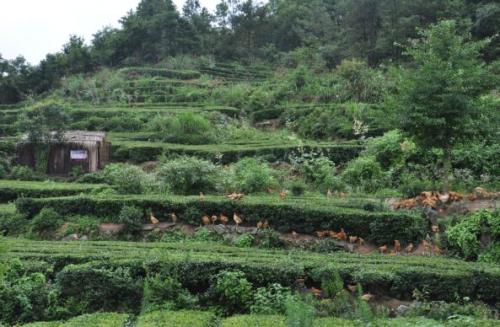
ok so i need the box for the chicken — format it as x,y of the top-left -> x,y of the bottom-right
326,189 -> 333,198
171,212 -> 178,223
394,240 -> 401,253
378,245 -> 388,254
431,225 -> 440,233
150,214 -> 159,225
292,231 -> 298,239
361,293 -> 375,301
422,240 -> 432,253
349,236 -> 358,244
227,192 -> 244,200
256,220 -> 263,229
262,219 -> 269,229
433,245 -> 443,255
199,192 -> 205,201
279,190 -> 287,200
310,287 -> 323,299
357,238 -> 365,246
233,213 -> 243,226
202,215 -> 211,225
405,243 -> 414,254
449,191 -> 463,202
316,231 -> 327,238
219,214 -> 229,225
266,187 -> 275,194
211,215 -> 218,224
347,283 -> 357,293
329,231 -> 337,238
336,228 -> 347,241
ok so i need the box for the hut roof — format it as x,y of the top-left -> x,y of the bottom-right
19,131 -> 107,145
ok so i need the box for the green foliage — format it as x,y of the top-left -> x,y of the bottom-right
157,156 -> 218,195
102,163 -> 154,194
341,156 -> 386,193
289,180 -> 306,196
30,208 -> 63,239
17,101 -> 70,144
298,156 -> 340,192
220,158 -> 275,194
285,296 -> 315,327
446,210 -> 499,262
137,310 -> 217,327
234,234 -> 255,248
211,270 -> 253,315
363,130 -> 415,169
152,112 -> 217,144
251,284 -> 291,315
406,300 -> 495,321
117,205 -> 144,234
9,166 -> 39,181
142,273 -> 198,312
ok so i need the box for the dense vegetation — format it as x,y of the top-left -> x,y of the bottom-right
0,0 -> 499,326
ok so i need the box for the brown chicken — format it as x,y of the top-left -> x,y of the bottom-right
378,245 -> 388,254
202,215 -> 211,225
394,240 -> 401,253
433,245 -> 443,255
211,215 -> 218,224
220,214 -> 229,225
227,192 -> 244,201
316,231 -> 327,238
171,212 -> 178,223
292,231 -> 298,239
422,240 -> 432,253
349,236 -> 358,244
405,243 -> 414,254
310,287 -> 323,299
357,238 -> 365,246
329,231 -> 337,238
150,214 -> 159,225
431,225 -> 440,233
257,220 -> 264,229
361,293 -> 375,301
266,187 -> 275,194
199,192 -> 205,201
233,213 -> 243,226
336,228 -> 347,241
347,284 -> 357,293
279,190 -> 287,200
262,219 -> 269,229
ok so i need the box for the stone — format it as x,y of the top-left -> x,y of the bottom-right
62,234 -> 79,241
79,235 -> 89,241
396,305 -> 410,316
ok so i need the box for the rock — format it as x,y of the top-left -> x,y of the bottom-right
62,234 -> 79,241
396,305 -> 410,316
79,235 -> 89,241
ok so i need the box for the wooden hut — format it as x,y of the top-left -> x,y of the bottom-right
17,131 -> 110,175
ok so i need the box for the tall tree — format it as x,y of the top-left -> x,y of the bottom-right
395,20 -> 493,192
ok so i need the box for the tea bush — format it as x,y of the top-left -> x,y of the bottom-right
142,273 -> 198,312
251,283 -> 291,315
156,156 -> 218,195
220,158 -> 275,193
211,270 -> 253,315
29,208 -> 63,239
341,156 -> 386,193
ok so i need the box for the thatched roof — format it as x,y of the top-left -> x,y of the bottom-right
19,131 -> 107,145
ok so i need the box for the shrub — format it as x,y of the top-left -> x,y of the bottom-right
102,164 -> 152,194
9,166 -> 38,181
289,180 -> 307,196
257,228 -> 284,249
221,158 -> 275,194
285,296 -> 315,327
446,210 -> 499,261
405,300 -> 495,321
299,156 -> 339,192
251,283 -> 291,315
399,173 -> 433,198
152,112 -> 217,145
341,156 -> 386,193
362,130 -> 415,169
157,156 -> 218,195
293,106 -> 353,140
211,270 -> 253,315
0,213 -> 28,236
29,208 -> 63,239
142,273 -> 197,312
137,310 -> 217,327
234,234 -> 255,248
117,205 -> 144,234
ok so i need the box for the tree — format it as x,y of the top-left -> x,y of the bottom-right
17,101 -> 70,144
396,20 -> 494,192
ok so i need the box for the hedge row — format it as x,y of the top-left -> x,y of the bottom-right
0,180 -> 105,203
21,313 -> 129,327
5,239 -> 499,304
119,67 -> 201,80
16,194 -> 423,244
111,141 -> 363,165
137,310 -> 217,327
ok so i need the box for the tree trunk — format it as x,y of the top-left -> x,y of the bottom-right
442,144 -> 452,194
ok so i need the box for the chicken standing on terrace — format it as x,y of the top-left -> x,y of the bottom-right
220,214 -> 229,225
326,189 -> 333,197
349,236 -> 358,244
357,237 -> 365,246
405,243 -> 414,254
199,192 -> 205,201
379,245 -> 388,254
279,190 -> 287,200
262,219 -> 269,229
394,240 -> 401,253
292,231 -> 298,239
257,220 -> 263,229
171,213 -> 178,223
150,213 -> 159,225
433,245 -> 443,255
202,215 -> 211,225
233,213 -> 243,229
211,215 -> 218,224
336,228 -> 347,241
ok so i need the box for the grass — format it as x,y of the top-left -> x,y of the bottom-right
21,313 -> 129,327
